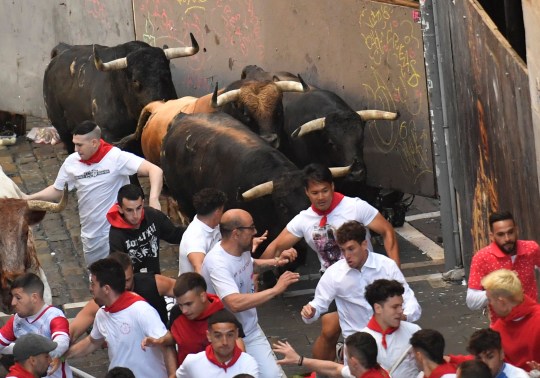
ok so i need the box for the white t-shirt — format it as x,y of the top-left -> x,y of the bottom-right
497,362 -> 529,378
179,215 -> 221,274
90,300 -> 168,377
202,244 -> 258,336
303,254 -> 421,338
287,196 -> 378,270
176,350 -> 259,378
54,147 -> 143,239
362,321 -> 421,378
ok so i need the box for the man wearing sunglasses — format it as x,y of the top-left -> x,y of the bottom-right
202,208 -> 299,378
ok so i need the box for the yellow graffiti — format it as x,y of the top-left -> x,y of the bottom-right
143,16 -> 156,46
358,2 -> 429,181
185,6 -> 205,14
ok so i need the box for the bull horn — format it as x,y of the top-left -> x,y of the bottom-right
213,88 -> 241,108
242,181 -> 274,201
291,117 -> 326,138
329,165 -> 352,178
27,184 -> 68,213
356,110 -> 399,121
275,80 -> 306,93
93,45 -> 128,71
164,33 -> 199,59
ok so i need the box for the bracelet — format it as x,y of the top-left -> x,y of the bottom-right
298,355 -> 304,366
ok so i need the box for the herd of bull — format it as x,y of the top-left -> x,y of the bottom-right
12,34 -> 398,276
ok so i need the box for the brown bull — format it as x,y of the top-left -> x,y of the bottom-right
0,167 -> 67,311
127,79 -> 306,165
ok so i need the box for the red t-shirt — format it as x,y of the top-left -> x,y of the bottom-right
468,240 -> 540,321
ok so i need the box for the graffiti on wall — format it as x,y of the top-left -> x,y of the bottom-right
358,3 -> 432,186
134,0 -> 264,92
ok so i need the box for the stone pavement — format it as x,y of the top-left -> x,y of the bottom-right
0,125 -> 489,377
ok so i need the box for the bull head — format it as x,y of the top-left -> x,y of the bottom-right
291,110 -> 399,138
210,76 -> 309,108
94,33 -> 199,71
241,165 -> 352,201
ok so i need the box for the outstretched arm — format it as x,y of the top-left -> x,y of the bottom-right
367,213 -> 400,266
25,185 -> 63,201
137,160 -> 163,210
66,335 -> 103,359
260,228 -> 301,260
222,271 -> 300,312
273,340 -> 344,377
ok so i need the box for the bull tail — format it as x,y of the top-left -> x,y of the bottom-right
135,101 -> 163,140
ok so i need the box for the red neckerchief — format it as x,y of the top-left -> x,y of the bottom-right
80,139 -> 113,165
311,192 -> 345,227
367,316 -> 398,349
426,362 -> 457,378
361,366 -> 390,378
205,344 -> 242,372
106,203 -> 145,229
104,291 -> 146,313
7,362 -> 35,378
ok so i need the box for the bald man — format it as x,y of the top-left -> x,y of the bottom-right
202,209 -> 299,378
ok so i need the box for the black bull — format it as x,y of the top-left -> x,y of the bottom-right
241,65 -> 399,194
161,112 -> 310,261
43,34 -> 199,153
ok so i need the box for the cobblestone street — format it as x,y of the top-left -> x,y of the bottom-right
0,127 -> 488,377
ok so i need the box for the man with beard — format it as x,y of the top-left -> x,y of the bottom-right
202,209 -> 299,378
466,211 -> 540,322
7,334 -> 58,378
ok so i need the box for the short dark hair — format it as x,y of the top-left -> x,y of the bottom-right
174,272 -> 207,298
232,375 -> 254,378
109,251 -> 133,270
105,367 -> 135,378
410,329 -> 445,364
72,120 -> 99,136
458,360 -> 492,378
89,258 -> 126,294
302,164 -> 333,188
467,328 -> 502,355
488,211 -> 514,230
207,309 -> 242,330
193,188 -> 227,216
10,273 -> 44,299
336,221 -> 367,245
117,184 -> 145,205
365,279 -> 404,310
345,332 -> 380,370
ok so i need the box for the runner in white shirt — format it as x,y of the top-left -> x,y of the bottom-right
25,121 -> 163,265
361,279 -> 421,378
179,188 -> 227,274
260,164 -> 399,361
176,309 -> 259,378
0,273 -> 72,378
202,209 -> 299,378
302,221 -> 420,339
67,258 -> 177,377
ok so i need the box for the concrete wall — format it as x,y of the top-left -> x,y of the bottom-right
0,0 -> 134,118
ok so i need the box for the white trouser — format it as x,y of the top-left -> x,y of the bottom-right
244,324 -> 286,378
81,234 -> 109,266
